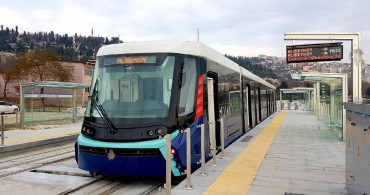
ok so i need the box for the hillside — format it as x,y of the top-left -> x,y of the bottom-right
0,25 -> 121,61
226,55 -> 277,79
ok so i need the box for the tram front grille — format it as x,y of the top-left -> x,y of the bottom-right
79,145 -> 162,157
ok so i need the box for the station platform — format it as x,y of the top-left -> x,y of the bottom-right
173,110 -> 348,195
0,122 -> 81,153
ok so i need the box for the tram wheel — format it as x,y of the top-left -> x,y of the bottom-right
89,172 -> 97,177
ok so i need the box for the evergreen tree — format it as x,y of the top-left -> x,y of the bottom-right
15,26 -> 19,37
5,27 -> 9,37
15,42 -> 28,54
63,48 -> 79,61
43,32 -> 48,42
11,29 -> 16,43
38,32 -> 43,41
50,31 -> 55,42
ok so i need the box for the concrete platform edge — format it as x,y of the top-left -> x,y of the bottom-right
0,134 -> 79,153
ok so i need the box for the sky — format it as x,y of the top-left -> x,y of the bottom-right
1,0 -> 370,63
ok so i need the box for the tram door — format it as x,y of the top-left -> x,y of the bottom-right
251,86 -> 257,127
257,87 -> 262,122
267,90 -> 270,116
244,84 -> 252,132
207,76 -> 220,151
254,87 -> 259,124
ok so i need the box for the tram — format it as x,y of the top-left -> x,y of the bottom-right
75,41 -> 276,176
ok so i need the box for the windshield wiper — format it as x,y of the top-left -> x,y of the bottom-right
89,80 -> 118,135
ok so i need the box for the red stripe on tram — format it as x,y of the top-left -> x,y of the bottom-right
195,75 -> 203,121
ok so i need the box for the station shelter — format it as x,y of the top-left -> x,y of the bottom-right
279,87 -> 315,111
19,81 -> 90,129
282,72 -> 348,141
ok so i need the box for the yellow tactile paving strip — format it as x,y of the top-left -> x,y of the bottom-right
4,130 -> 80,145
204,111 -> 288,195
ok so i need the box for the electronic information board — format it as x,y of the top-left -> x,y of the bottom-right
286,42 -> 343,63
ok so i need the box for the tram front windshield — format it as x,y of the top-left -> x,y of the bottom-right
86,54 -> 176,123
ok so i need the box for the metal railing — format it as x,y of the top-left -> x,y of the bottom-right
1,113 -> 8,145
220,118 -> 225,159
211,121 -> 217,166
165,133 -> 171,194
186,127 -> 192,189
165,118 -> 226,194
198,124 -> 207,176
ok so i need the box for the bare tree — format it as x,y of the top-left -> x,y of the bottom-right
0,55 -> 21,99
15,50 -> 74,110
16,49 -> 74,82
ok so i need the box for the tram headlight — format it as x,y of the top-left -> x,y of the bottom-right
81,126 -> 95,137
147,130 -> 154,136
156,129 -> 162,134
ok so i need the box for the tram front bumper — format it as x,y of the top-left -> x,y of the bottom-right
77,145 -> 167,176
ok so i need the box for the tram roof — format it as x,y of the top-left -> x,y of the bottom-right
97,40 -> 275,89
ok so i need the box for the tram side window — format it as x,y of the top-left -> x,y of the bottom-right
244,87 -> 248,111
178,58 -> 197,116
230,91 -> 241,116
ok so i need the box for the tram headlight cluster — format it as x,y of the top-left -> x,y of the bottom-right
81,126 -> 95,136
146,128 -> 164,137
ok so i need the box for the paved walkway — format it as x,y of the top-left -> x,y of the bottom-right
204,111 -> 288,194
248,111 -> 347,194
173,110 -> 347,194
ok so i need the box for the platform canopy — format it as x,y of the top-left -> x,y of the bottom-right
20,81 -> 90,89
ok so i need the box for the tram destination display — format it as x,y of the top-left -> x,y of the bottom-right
104,56 -> 157,65
286,42 -> 343,63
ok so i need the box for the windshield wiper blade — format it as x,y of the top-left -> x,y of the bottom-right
89,82 -> 117,135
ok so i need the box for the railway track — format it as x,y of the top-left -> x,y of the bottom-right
57,176 -> 164,195
0,146 -> 75,178
0,143 -> 167,195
